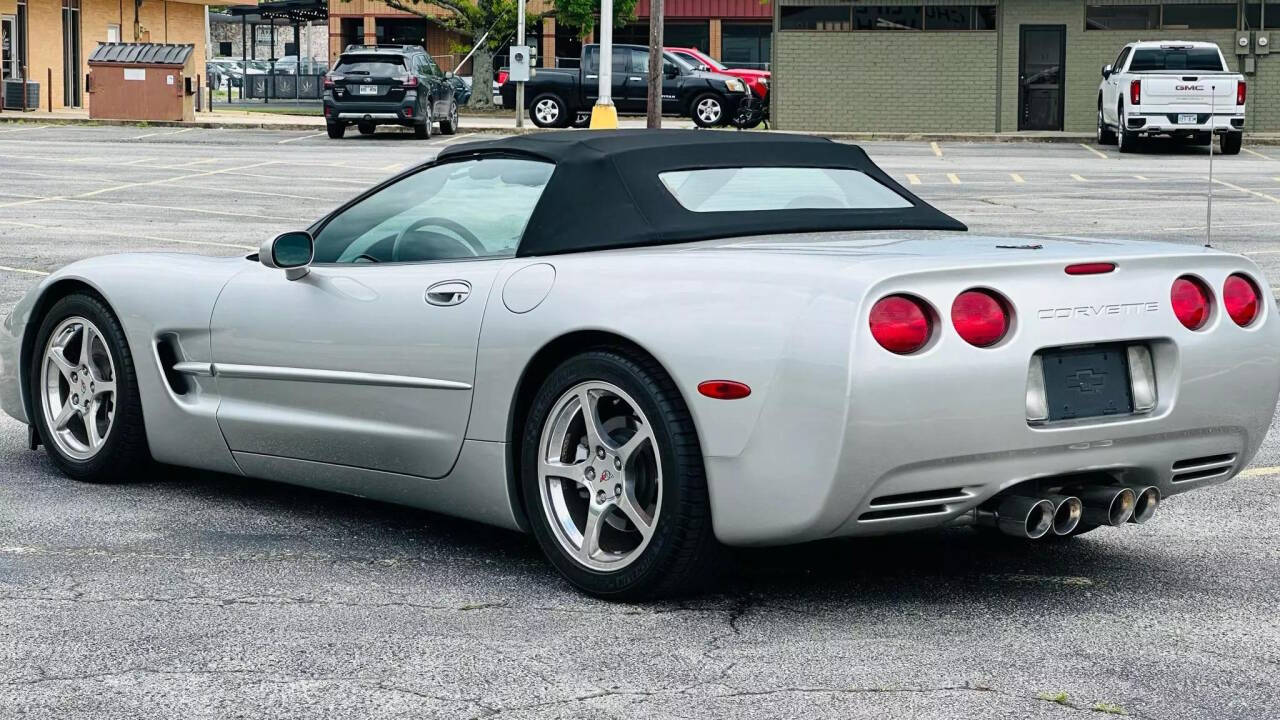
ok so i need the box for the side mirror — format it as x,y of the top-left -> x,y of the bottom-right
665,64 -> 680,79
1101,64 -> 1113,79
697,64 -> 711,73
445,71 -> 454,79
261,231 -> 314,281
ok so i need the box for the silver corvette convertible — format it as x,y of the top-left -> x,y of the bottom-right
2,131 -> 1278,599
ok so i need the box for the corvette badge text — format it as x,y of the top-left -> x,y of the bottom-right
1037,302 -> 1160,320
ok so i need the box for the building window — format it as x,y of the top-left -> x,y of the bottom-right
780,6 -> 851,31
106,24 -> 120,43
1162,4 -> 1238,29
218,41 -> 233,56
1245,3 -> 1280,28
665,22 -> 711,54
340,18 -> 362,51
1086,5 -> 1160,30
852,6 -> 922,31
924,5 -> 996,30
780,4 -> 995,32
722,22 -> 771,69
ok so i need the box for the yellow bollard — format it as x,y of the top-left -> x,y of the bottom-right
589,103 -> 619,129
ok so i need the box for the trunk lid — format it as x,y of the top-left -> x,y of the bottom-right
1140,74 -> 1238,110
332,54 -> 412,101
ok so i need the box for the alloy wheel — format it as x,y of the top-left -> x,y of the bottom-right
535,99 -> 560,126
40,316 -> 117,461
696,98 -> 722,124
537,381 -> 661,572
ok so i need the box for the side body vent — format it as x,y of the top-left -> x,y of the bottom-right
1171,454 -> 1237,484
858,486 -> 972,522
154,334 -> 191,396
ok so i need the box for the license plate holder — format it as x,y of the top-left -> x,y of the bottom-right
358,84 -> 379,96
1178,113 -> 1198,125
1041,345 -> 1134,421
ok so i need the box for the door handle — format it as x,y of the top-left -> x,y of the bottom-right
586,74 -> 598,79
425,280 -> 471,307
629,76 -> 641,81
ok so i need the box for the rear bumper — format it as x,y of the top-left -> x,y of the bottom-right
704,255 -> 1280,546
1127,109 -> 1245,134
324,98 -> 421,124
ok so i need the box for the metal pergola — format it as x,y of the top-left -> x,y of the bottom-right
227,0 -> 328,101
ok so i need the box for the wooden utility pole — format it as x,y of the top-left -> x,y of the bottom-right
645,0 -> 663,128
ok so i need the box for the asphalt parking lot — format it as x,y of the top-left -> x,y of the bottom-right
2,125 -> 1280,719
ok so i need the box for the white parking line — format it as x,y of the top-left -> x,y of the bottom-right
74,160 -> 278,198
930,141 -> 943,158
0,125 -> 47,133
1071,174 -> 1087,182
0,219 -> 255,251
1211,177 -> 1280,204
1242,148 -> 1273,160
946,173 -> 961,185
1009,173 -> 1025,183
131,127 -> 196,140
66,198 -> 309,222
1134,175 -> 1149,180
277,132 -> 328,145
905,174 -> 921,186
1079,143 -> 1108,159
0,264 -> 49,276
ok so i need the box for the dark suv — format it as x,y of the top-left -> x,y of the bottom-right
324,45 -> 458,139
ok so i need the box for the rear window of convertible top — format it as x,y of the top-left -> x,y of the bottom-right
658,167 -> 913,213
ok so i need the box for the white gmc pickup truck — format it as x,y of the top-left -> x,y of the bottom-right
1097,41 -> 1245,154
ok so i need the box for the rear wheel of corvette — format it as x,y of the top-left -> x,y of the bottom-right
521,350 -> 719,599
29,293 -> 150,482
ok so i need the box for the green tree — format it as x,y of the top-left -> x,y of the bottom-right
349,0 -> 534,108
551,0 -> 639,39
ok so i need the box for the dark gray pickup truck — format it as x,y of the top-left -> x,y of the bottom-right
499,44 -> 752,128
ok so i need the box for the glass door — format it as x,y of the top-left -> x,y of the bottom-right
1018,25 -> 1065,131
62,0 -> 81,107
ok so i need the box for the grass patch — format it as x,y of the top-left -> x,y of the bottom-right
1037,691 -> 1070,705
1092,702 -> 1127,715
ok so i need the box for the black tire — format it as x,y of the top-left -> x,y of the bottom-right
690,93 -> 726,128
326,122 -> 345,139
413,119 -> 430,139
1190,131 -> 1212,146
29,293 -> 150,483
357,122 -> 375,135
1221,131 -> 1243,155
521,349 -> 720,600
571,111 -> 591,129
530,93 -> 569,129
1097,101 -> 1116,145
439,101 -> 459,135
1117,102 -> 1140,153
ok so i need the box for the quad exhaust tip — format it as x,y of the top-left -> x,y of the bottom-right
994,495 -> 1055,540
1045,494 -> 1083,536
1128,486 -> 1160,524
1079,486 -> 1137,527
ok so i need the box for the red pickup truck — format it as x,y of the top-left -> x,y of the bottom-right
666,47 -> 769,100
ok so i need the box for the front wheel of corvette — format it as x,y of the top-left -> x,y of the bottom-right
521,350 -> 719,600
29,293 -> 150,482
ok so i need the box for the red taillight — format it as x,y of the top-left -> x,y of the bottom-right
1065,262 -> 1116,275
323,74 -> 334,89
869,295 -> 932,354
497,70 -> 509,85
951,289 -> 1010,347
1237,81 -> 1247,106
323,105 -> 330,117
404,106 -> 413,117
1130,79 -> 1141,106
697,380 -> 751,400
1223,273 -> 1261,327
402,75 -> 418,88
1171,276 -> 1212,330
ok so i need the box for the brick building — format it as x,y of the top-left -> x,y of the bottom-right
772,1 -> 1280,132
0,0 -> 215,110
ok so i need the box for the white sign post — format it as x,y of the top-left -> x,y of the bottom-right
590,0 -> 618,128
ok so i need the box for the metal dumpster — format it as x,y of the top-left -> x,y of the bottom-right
87,43 -> 196,122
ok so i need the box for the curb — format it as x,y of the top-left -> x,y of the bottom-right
2,114 -> 1279,144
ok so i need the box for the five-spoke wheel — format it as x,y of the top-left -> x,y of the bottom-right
30,292 -> 150,482
522,349 -> 718,599
538,381 -> 661,571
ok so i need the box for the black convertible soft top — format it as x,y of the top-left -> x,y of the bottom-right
438,130 -> 966,257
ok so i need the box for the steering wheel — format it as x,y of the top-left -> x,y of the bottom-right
391,217 -> 485,262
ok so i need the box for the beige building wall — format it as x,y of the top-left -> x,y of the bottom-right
7,0 -> 211,111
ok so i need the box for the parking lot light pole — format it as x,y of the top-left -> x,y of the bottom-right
589,0 -> 618,129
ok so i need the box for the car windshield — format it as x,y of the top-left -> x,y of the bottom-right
659,167 -> 913,213
335,55 -> 407,75
682,52 -> 724,71
1129,47 -> 1224,72
313,158 -> 555,263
